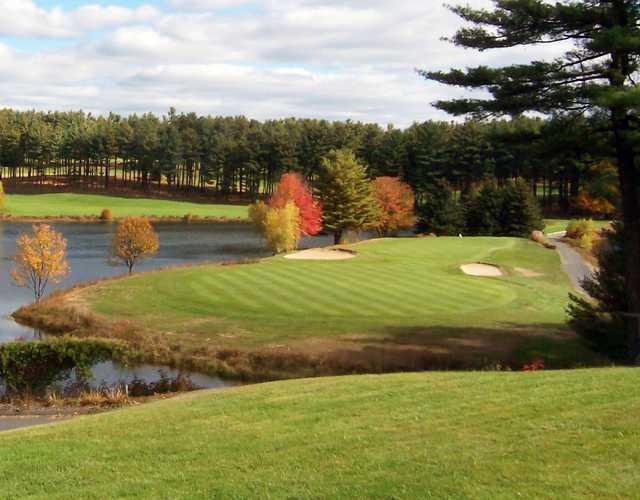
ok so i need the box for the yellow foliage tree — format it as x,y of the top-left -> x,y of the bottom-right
263,202 -> 301,254
11,224 -> 70,302
248,201 -> 269,233
0,180 -> 5,214
110,217 -> 159,274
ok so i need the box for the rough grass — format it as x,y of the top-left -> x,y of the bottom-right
0,368 -> 638,498
4,193 -> 248,219
27,237 -> 602,375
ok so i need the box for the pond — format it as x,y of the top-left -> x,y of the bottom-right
0,221 -> 337,389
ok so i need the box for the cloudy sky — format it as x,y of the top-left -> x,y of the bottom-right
0,0 -> 565,127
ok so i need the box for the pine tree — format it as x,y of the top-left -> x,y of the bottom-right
316,149 -> 377,244
421,0 -> 640,361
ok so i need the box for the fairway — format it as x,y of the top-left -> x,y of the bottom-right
68,236 -> 598,369
0,369 -> 638,498
4,193 -> 248,219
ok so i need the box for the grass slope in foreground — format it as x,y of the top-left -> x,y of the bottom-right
1,369 -> 638,498
77,236 -> 598,368
4,193 -> 248,219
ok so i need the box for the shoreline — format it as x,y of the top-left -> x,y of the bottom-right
0,215 -> 251,224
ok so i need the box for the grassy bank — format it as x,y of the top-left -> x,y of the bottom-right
0,368 -> 638,498
17,237 -> 602,378
3,193 -> 248,220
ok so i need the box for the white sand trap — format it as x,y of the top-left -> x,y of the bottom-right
514,267 -> 543,278
285,248 -> 356,261
460,263 -> 503,277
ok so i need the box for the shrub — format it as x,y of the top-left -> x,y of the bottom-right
183,212 -> 193,222
0,339 -> 119,397
0,180 -> 5,214
99,208 -> 113,221
263,202 -> 301,254
566,219 -> 596,250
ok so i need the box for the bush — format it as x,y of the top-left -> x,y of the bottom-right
248,201 -> 269,233
0,180 -> 4,214
183,213 -> 193,222
0,339 -> 120,397
566,219 -> 596,250
99,208 -> 113,221
567,222 -> 630,360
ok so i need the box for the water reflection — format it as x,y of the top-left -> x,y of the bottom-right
0,220 -> 339,386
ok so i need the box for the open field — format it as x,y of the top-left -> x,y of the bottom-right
0,368 -> 638,498
3,193 -> 249,220
544,219 -> 612,234
24,236 -> 602,375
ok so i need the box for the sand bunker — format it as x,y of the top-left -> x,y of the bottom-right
285,248 -> 356,261
460,263 -> 503,277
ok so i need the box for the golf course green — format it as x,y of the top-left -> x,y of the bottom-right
3,193 -> 248,219
51,236 -> 599,371
1,368 -> 637,498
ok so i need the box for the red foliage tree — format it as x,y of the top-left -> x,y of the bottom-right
269,173 -> 322,236
371,176 -> 416,236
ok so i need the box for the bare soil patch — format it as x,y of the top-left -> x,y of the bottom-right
514,267 -> 544,278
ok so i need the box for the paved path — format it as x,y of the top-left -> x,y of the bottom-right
0,415 -> 71,432
548,232 -> 594,294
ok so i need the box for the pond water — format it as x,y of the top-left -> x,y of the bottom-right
0,221 -> 336,389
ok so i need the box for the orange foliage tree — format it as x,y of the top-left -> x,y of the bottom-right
110,217 -> 159,274
371,176 -> 417,236
576,160 -> 620,217
269,173 -> 322,236
11,224 -> 70,302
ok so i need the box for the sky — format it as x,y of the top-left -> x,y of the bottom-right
0,0 -> 567,127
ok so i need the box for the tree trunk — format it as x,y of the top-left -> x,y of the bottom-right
613,117 -> 640,362
334,230 -> 343,245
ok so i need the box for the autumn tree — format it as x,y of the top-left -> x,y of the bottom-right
269,173 -> 322,236
11,224 -> 69,302
263,201 -> 301,254
110,217 -> 159,274
421,0 -> 640,361
371,176 -> 416,236
316,149 -> 377,244
0,180 -> 4,214
248,200 -> 269,233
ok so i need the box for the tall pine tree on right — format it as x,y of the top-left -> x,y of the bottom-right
421,1 -> 640,362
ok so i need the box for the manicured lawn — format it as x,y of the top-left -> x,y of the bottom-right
544,218 -> 611,234
0,368 -> 638,498
78,236 -> 598,367
4,193 -> 248,219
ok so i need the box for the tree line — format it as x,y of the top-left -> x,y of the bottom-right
0,108 -> 615,215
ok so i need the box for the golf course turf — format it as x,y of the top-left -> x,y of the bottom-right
1,368 -> 638,498
3,193 -> 248,219
25,236 -> 601,375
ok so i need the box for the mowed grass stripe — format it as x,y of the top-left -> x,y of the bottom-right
85,237 -> 577,346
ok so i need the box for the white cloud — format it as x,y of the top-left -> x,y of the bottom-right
0,0 -> 568,126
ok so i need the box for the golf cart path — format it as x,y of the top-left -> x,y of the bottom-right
548,232 -> 594,294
